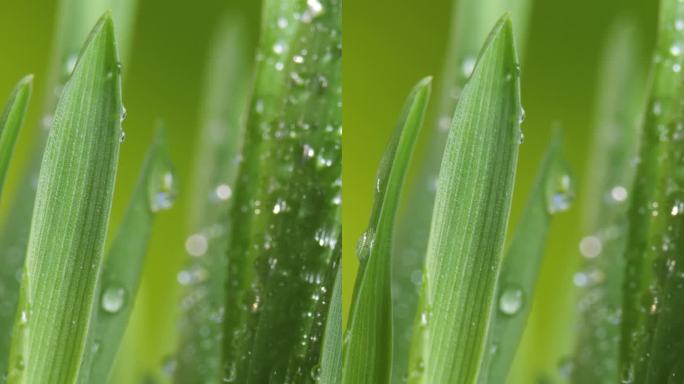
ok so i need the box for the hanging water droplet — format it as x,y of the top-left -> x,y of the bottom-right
518,107 -> 526,124
185,233 -> 208,257
461,56 -> 476,77
498,285 -> 525,316
65,54 -> 78,75
119,130 -> 126,143
101,285 -> 126,314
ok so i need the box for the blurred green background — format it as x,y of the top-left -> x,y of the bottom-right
343,0 -> 656,382
0,0 -> 260,381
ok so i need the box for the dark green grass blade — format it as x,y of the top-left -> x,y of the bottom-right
391,2 -> 533,380
619,0 -> 684,382
221,0 -> 341,382
79,129 -> 175,384
6,14 -> 123,383
571,20 -> 645,384
408,16 -> 522,384
342,78 -> 431,384
0,2 -> 138,375
174,14 -> 253,384
481,131 -> 573,383
0,76 -> 32,200
320,263 -> 342,384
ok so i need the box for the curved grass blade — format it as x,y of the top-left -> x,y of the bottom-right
174,14 -> 253,383
342,78 -> 431,384
0,76 -> 32,200
78,128 -> 175,384
571,20 -> 645,384
619,0 -> 684,382
320,263 -> 342,384
6,14 -> 123,383
0,1 -> 139,372
480,130 -> 574,383
391,1 -> 533,379
221,0 -> 342,382
408,15 -> 522,384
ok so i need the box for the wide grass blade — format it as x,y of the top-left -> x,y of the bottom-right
391,1 -> 533,379
620,0 -> 684,381
571,20 -> 645,384
79,128 -> 175,383
174,15 -> 252,383
6,14 -> 123,383
320,263 -> 342,384
480,131 -> 573,383
343,78 -> 431,384
409,15 -> 522,383
0,1 -> 139,372
221,0 -> 342,382
0,76 -> 32,200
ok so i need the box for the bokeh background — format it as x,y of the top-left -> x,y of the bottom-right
344,0 -> 656,382
0,0 -> 260,381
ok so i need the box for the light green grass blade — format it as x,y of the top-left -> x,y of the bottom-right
6,14 -> 123,383
620,0 -> 684,381
343,78 -> 431,384
79,128 -> 175,384
320,263 -> 342,384
571,20 -> 645,384
174,14 -> 252,384
409,15 -> 522,384
391,1 -> 533,380
481,131 -> 573,383
0,1 -> 139,373
0,76 -> 32,201
221,0 -> 342,382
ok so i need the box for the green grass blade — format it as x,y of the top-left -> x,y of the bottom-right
6,14 -> 123,383
221,0 -> 342,382
409,15 -> 522,384
0,76 -> 32,200
320,263 -> 342,384
391,1 -> 533,379
342,78 -> 431,384
79,128 -> 175,384
619,0 -> 684,382
481,131 -> 573,383
571,20 -> 645,384
174,14 -> 252,383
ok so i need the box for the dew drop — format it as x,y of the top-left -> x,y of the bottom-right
579,236 -> 602,258
119,130 -> 126,143
302,144 -> 315,159
610,186 -> 628,202
461,56 -> 476,77
676,19 -> 684,31
272,41 -> 285,55
101,285 -> 126,314
277,17 -> 288,29
310,364 -> 321,381
498,285 -> 525,316
307,0 -> 324,17
148,155 -> 178,213
65,54 -> 78,75
275,62 -> 285,71
671,43 -> 682,56
546,172 -> 574,214
185,234 -> 208,257
215,184 -> 232,200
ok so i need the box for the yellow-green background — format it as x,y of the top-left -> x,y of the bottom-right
0,0 -> 260,381
344,0 -> 656,382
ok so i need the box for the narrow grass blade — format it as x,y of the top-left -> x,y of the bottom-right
480,131 -> 573,383
320,263 -> 342,384
0,1 -> 139,371
6,14 -> 123,383
78,128 -> 175,384
391,1 -> 533,379
0,76 -> 32,200
571,20 -> 645,384
409,16 -> 522,383
174,14 -> 253,383
221,0 -> 342,382
619,0 -> 684,382
343,78 -> 431,384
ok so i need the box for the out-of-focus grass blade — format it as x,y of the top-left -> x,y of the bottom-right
79,129 -> 175,384
174,14 -> 252,384
571,20 -> 645,384
0,76 -> 32,200
391,1 -> 533,380
343,78 -> 431,384
6,13 -> 123,383
320,263 -> 342,384
620,0 -> 684,382
0,1 -> 139,373
480,131 -> 573,383
408,16 -> 522,384
221,0 -> 341,382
